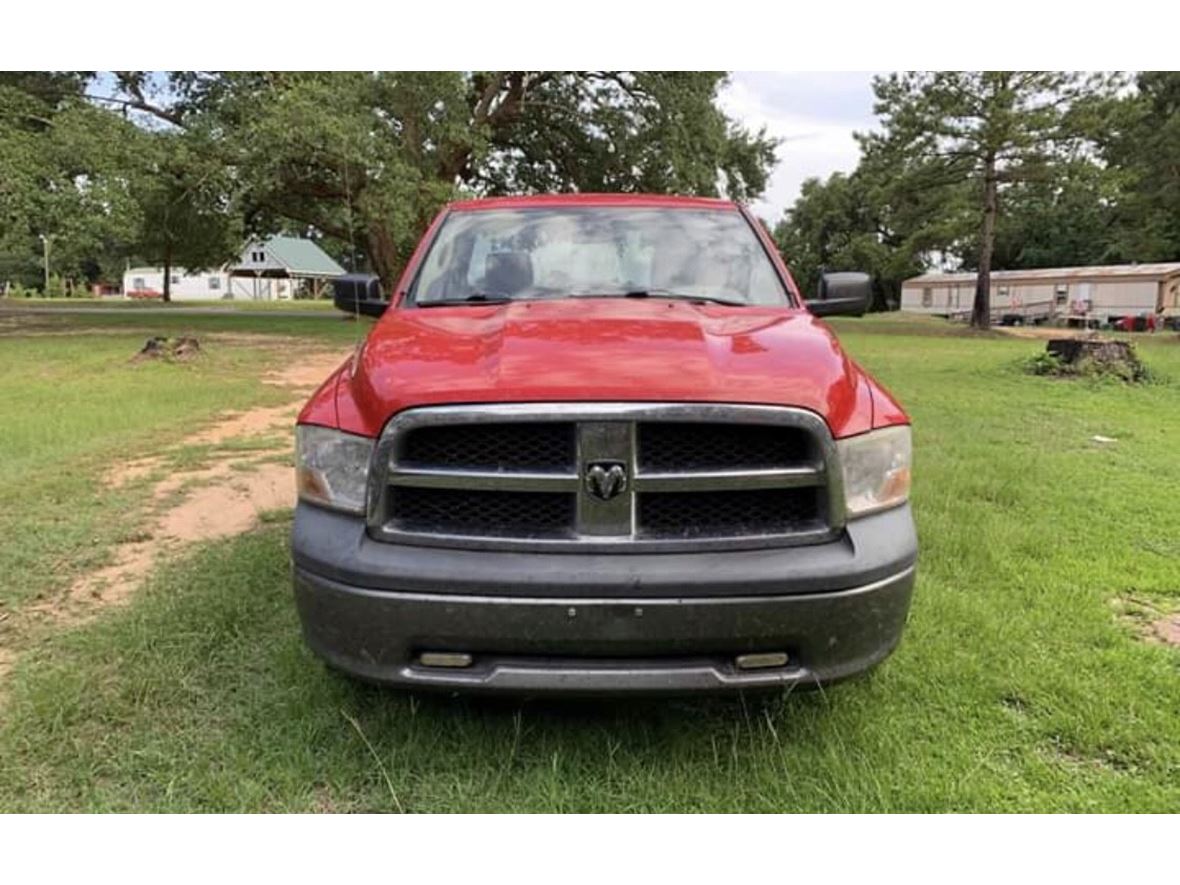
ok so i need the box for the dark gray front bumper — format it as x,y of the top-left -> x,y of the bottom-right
291,503 -> 917,694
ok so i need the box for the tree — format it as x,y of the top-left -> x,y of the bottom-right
1102,72 -> 1180,262
0,72 -> 142,291
984,158 -> 1123,270
100,71 -> 777,289
131,134 -> 238,301
773,171 -> 923,310
859,71 -> 1113,328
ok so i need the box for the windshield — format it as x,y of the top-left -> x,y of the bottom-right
410,206 -> 790,306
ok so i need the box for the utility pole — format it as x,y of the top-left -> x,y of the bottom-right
39,234 -> 52,293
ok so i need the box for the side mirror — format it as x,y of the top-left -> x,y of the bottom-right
806,272 -> 871,318
333,273 -> 387,318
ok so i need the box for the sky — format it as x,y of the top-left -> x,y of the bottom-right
720,72 -> 880,224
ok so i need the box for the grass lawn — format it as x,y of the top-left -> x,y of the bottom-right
1,314 -> 1178,811
1,296 -> 336,311
0,312 -> 360,614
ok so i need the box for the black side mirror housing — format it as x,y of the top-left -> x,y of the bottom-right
333,273 -> 388,318
806,272 -> 871,318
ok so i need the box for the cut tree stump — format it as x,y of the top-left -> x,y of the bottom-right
1044,336 -> 1146,381
132,336 -> 203,363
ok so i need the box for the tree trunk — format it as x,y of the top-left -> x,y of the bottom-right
972,153 -> 998,329
162,242 -> 172,303
366,225 -> 402,294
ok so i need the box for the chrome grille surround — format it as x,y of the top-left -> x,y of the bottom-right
366,403 -> 845,553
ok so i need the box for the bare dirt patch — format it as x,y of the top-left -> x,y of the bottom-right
185,403 -> 302,446
1151,614 -> 1180,646
262,349 -> 351,390
42,347 -> 352,628
1112,594 -> 1180,648
159,462 -> 292,543
106,456 -> 165,489
996,326 -> 1091,340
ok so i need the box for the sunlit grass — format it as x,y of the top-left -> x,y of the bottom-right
0,315 -> 350,610
1,315 -> 1178,811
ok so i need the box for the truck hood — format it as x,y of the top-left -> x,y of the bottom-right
334,297 -> 875,438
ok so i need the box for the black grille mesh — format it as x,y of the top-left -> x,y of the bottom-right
401,422 -> 576,471
637,488 -> 821,538
390,487 -> 575,537
638,422 -> 812,471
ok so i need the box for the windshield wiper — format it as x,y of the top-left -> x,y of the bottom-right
627,289 -> 748,306
574,289 -> 747,307
417,293 -> 513,307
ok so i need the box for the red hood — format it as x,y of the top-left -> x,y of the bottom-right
321,298 -> 878,438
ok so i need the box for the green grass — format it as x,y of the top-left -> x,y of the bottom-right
1,309 -> 367,341
1,296 -> 337,311
0,314 -> 355,612
1,316 -> 1179,811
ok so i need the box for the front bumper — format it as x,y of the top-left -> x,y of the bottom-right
291,503 -> 917,695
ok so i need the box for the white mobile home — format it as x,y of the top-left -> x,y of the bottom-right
901,263 -> 1180,324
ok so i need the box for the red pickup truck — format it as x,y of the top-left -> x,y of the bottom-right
292,194 -> 916,694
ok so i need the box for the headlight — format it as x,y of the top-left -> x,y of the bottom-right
837,425 -> 912,518
295,425 -> 373,515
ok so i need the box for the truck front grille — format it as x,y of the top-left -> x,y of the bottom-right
638,422 -> 812,471
402,422 -> 576,472
368,404 -> 844,552
637,488 -> 821,539
391,487 -> 576,538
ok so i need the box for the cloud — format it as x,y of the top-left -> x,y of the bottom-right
720,72 -> 880,222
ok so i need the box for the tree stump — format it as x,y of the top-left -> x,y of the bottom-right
1044,336 -> 1146,382
132,336 -> 202,363
172,336 -> 202,361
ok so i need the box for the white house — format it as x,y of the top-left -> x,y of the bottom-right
123,267 -> 231,300
901,262 -> 1180,323
121,236 -> 346,301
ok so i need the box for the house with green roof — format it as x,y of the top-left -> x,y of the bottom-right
229,235 -> 347,300
120,235 -> 346,301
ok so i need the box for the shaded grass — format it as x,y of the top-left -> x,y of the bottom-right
2,315 -> 1180,811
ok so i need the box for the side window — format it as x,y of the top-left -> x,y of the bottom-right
209,277 -> 221,290
170,274 -> 181,285
921,287 -> 932,308
1055,283 -> 1069,305
132,277 -> 145,289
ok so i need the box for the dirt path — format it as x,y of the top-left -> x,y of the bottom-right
0,347 -> 351,684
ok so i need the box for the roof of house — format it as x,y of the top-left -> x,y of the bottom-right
447,193 -> 738,212
905,262 -> 1180,286
250,236 -> 346,277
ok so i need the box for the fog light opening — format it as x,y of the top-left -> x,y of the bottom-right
417,651 -> 474,669
735,651 -> 790,671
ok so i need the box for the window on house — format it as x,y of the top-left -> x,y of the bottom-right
170,275 -> 180,285
921,287 -> 933,308
209,277 -> 221,290
1055,283 -> 1069,305
997,286 -> 1009,297
252,250 -> 265,263
132,277 -> 145,289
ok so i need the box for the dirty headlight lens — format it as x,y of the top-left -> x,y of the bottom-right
295,425 -> 373,515
837,425 -> 912,518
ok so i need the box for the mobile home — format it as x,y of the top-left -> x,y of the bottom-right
901,263 -> 1180,325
